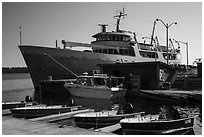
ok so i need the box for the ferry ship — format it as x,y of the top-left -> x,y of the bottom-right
19,10 -> 181,91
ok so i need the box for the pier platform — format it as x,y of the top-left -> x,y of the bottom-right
2,114 -> 201,135
140,89 -> 202,102
2,116 -> 113,135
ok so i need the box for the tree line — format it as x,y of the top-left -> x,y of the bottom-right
2,67 -> 29,73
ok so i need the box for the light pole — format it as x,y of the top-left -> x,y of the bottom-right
156,19 -> 177,65
19,26 -> 22,45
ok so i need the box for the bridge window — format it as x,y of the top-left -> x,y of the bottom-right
124,49 -> 128,55
119,49 -> 124,55
98,49 -> 102,53
103,49 -> 108,54
112,35 -> 116,41
162,53 -> 177,60
139,51 -> 158,58
113,49 -> 119,54
108,49 -> 114,54
93,47 -> 135,56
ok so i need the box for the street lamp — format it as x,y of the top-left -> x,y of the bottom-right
156,18 -> 177,64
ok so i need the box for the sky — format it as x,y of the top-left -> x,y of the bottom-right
2,2 -> 202,67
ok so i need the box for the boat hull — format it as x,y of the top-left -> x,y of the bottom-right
74,111 -> 143,129
64,84 -> 126,99
2,102 -> 37,110
10,105 -> 82,119
74,116 -> 124,129
120,117 -> 194,135
19,45 -> 114,91
2,102 -> 25,110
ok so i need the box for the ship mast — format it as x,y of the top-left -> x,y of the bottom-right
114,8 -> 127,32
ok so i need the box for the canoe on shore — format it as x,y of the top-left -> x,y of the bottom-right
10,105 -> 84,119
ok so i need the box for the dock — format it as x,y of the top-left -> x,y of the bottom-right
2,116 -> 113,135
2,110 -> 201,135
95,123 -> 121,133
140,89 -> 202,102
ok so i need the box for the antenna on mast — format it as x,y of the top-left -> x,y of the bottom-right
19,25 -> 22,45
114,9 -> 127,32
122,3 -> 125,19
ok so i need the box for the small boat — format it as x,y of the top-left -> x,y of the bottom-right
10,105 -> 83,119
64,74 -> 126,99
2,101 -> 37,110
73,108 -> 145,129
120,106 -> 194,135
2,101 -> 27,110
2,96 -> 37,110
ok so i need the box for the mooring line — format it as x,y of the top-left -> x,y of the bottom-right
44,52 -> 79,78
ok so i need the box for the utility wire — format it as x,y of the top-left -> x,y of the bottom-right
128,16 -> 153,24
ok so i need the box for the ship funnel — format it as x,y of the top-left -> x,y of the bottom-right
98,24 -> 108,32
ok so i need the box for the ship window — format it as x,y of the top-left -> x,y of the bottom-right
164,54 -> 177,60
116,36 -> 119,41
107,35 -> 111,41
103,49 -> 108,54
122,36 -> 125,41
103,36 -> 106,41
140,51 -> 158,58
103,36 -> 105,41
113,49 -> 118,54
124,49 -> 128,55
119,49 -> 124,55
108,49 -> 114,54
173,54 -> 176,59
99,36 -> 103,41
112,35 -> 116,41
130,48 -> 135,56
98,49 -> 102,53
93,49 -> 98,53
94,78 -> 106,86
128,49 -> 132,56
101,36 -> 104,41
98,36 -> 101,41
104,35 -> 107,41
123,36 -> 126,41
119,36 -> 122,41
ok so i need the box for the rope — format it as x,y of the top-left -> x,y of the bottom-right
44,52 -> 79,78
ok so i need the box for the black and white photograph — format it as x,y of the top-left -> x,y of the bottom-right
2,1 -> 202,135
